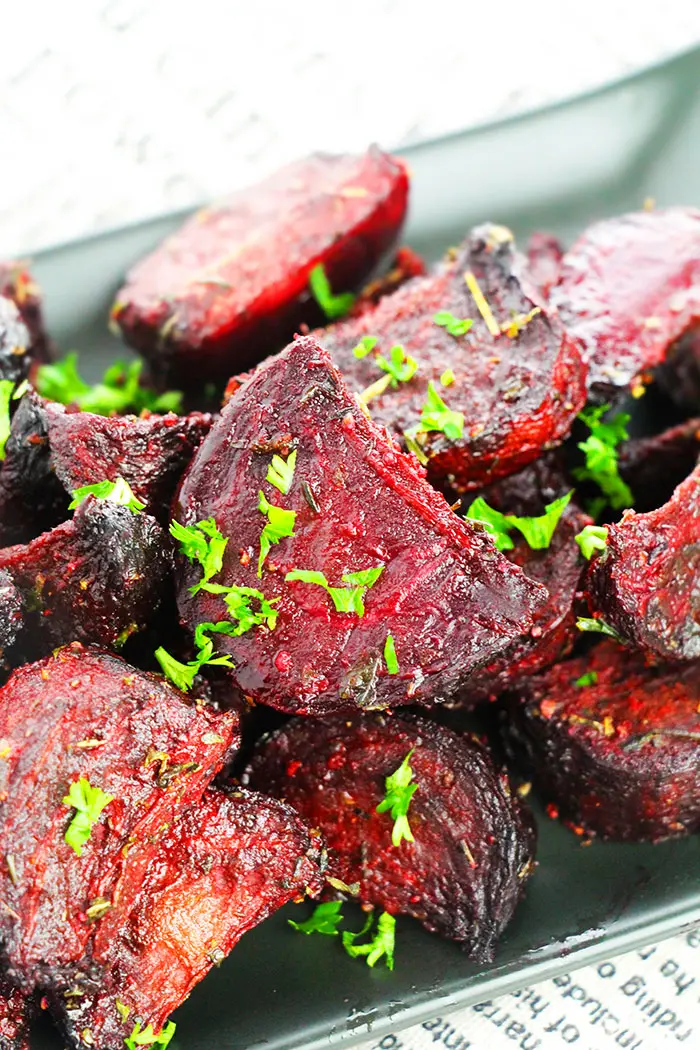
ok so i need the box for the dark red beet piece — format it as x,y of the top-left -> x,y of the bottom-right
0,644 -> 239,989
503,641 -> 700,841
49,787 -> 322,1050
657,329 -> 700,411
618,417 -> 700,512
0,981 -> 30,1050
0,497 -> 170,662
586,463 -> 700,662
0,298 -> 30,385
112,148 -> 409,384
552,207 -> 700,392
245,712 -> 535,957
320,224 -> 586,490
0,262 -> 51,363
175,335 -> 547,715
526,232 -> 564,299
350,245 -> 426,314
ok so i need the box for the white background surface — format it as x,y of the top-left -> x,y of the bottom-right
2,0 -> 700,256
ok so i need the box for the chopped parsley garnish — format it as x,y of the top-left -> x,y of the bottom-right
573,404 -> 634,514
383,633 -> 399,675
501,306 -> 541,338
266,449 -> 297,495
258,491 -> 296,576
155,637 -> 234,692
170,518 -> 228,594
63,777 -> 114,856
440,368 -> 455,386
575,524 -> 608,559
376,750 -> 418,847
288,900 -> 344,936
69,477 -> 145,514
0,380 -> 14,461
576,617 -> 622,640
464,270 -> 500,337
433,310 -> 473,338
575,671 -> 598,688
309,263 -> 355,320
419,381 -> 464,441
36,353 -> 183,417
342,911 -> 396,971
198,585 -> 280,634
286,565 -> 384,616
376,344 -> 418,386
124,1021 -> 176,1050
465,492 -> 573,552
353,335 -> 379,359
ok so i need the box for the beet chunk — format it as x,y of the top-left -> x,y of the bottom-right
112,148 -> 409,384
245,712 -> 535,957
618,417 -> 700,512
0,298 -> 30,385
320,224 -> 586,490
0,497 -> 170,661
552,207 -> 700,393
526,232 -> 564,299
586,463 -> 700,662
0,262 -> 51,363
0,981 -> 30,1050
0,644 -> 239,988
50,787 -> 322,1050
657,329 -> 700,411
503,641 -> 700,841
175,335 -> 547,715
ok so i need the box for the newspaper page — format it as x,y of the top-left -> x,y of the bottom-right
357,930 -> 699,1050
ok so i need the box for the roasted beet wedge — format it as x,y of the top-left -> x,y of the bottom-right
175,336 -> 548,715
657,329 -> 700,411
0,981 -> 30,1050
50,787 -> 322,1050
320,224 -> 586,490
0,643 -> 239,987
526,232 -> 564,300
586,462 -> 700,662
0,497 -> 170,661
0,297 -> 30,385
245,712 -> 535,957
350,245 -> 426,313
618,417 -> 700,512
503,641 -> 700,841
0,262 -> 51,363
552,207 -> 700,392
112,148 -> 409,384
458,502 -> 590,705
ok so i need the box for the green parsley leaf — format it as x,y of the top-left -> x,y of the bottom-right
573,404 -> 634,514
575,671 -> 598,688
36,353 -> 183,417
69,477 -> 146,514
464,497 -> 515,551
576,617 -> 622,640
383,633 -> 399,675
440,369 -> 455,387
575,524 -> 608,559
376,749 -> 417,847
375,344 -> 418,387
63,777 -> 114,856
170,518 -> 228,594
465,492 -> 573,552
154,639 -> 234,692
433,311 -> 474,338
288,900 -> 344,936
266,449 -> 297,495
286,565 -> 384,616
309,263 -> 355,320
0,380 -> 14,461
124,1021 -> 176,1050
352,336 -> 378,359
419,381 -> 464,441
342,911 -> 396,970
258,491 -> 296,577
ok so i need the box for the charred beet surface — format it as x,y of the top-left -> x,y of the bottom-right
320,224 -> 586,491
0,298 -> 30,386
112,149 -> 409,384
0,497 -> 170,662
503,641 -> 700,841
552,207 -> 700,393
175,336 -> 548,716
586,463 -> 700,662
245,712 -> 535,959
0,263 -> 51,364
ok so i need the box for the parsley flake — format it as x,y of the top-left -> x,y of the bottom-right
0,380 -> 14,461
124,1021 -> 176,1050
419,381 -> 464,441
464,270 -> 500,337
342,911 -> 396,971
36,353 -> 183,417
440,369 -> 455,387
352,336 -> 379,359
433,311 -> 473,338
575,524 -> 608,559
170,518 -> 228,594
258,492 -> 296,576
63,777 -> 114,856
573,405 -> 633,514
576,617 -> 622,640
309,263 -> 355,320
288,900 -> 344,936
69,477 -> 145,514
465,492 -> 573,551
286,565 -> 384,616
383,633 -> 399,675
155,637 -> 234,692
575,671 -> 598,688
266,449 -> 297,495
376,344 -> 418,387
376,749 -> 417,847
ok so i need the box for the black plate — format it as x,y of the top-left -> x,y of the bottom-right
27,45 -> 700,1050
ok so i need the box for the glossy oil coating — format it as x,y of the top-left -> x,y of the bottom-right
175,335 -> 548,715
